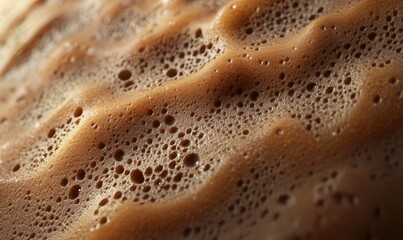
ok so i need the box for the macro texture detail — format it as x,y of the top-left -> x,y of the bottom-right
0,0 -> 402,239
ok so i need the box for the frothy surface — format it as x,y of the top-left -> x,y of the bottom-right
0,0 -> 402,239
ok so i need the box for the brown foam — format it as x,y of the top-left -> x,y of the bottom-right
0,0 -> 402,239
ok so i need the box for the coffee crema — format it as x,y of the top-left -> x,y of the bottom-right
0,0 -> 402,239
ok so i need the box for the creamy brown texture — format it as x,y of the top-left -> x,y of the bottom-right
0,0 -> 402,239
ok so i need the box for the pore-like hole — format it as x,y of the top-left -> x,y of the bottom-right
118,69 -> 132,81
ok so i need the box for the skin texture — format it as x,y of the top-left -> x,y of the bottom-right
0,0 -> 402,239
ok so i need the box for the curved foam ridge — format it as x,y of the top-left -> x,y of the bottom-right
0,0 -> 402,239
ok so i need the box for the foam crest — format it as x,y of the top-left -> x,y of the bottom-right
0,0 -> 402,239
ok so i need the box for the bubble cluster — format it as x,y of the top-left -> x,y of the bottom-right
0,0 -> 402,240
239,0 -> 354,48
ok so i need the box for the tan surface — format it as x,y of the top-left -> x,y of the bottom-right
0,0 -> 402,239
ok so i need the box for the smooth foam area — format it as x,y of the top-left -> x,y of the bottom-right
0,0 -> 402,239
